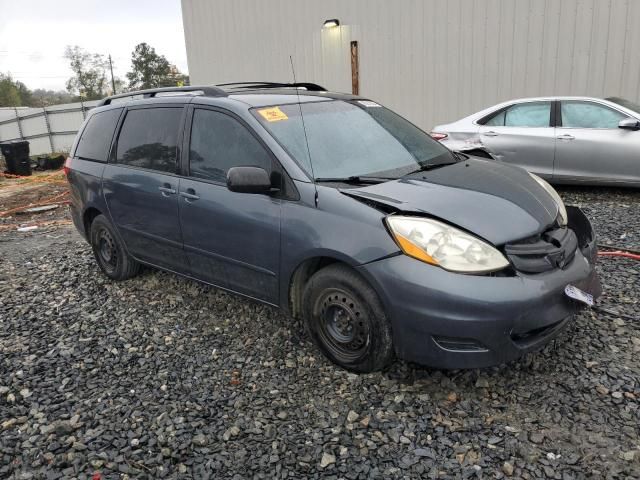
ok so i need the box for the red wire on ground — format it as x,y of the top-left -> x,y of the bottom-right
598,250 -> 640,261
0,190 -> 70,217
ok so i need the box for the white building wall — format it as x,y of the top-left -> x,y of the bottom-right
182,0 -> 640,131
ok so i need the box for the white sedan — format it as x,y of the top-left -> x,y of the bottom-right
432,96 -> 640,186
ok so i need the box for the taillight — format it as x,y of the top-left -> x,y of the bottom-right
430,132 -> 448,141
63,157 -> 72,176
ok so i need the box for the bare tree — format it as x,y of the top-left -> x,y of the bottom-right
64,46 -> 109,100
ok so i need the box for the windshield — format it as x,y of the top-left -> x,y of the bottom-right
605,97 -> 640,113
252,99 -> 455,180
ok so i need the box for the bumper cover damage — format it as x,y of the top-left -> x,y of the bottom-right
358,206 -> 601,369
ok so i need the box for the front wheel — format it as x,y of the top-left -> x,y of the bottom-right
302,264 -> 394,373
89,214 -> 140,281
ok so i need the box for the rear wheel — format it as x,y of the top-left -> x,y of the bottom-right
89,214 -> 139,281
302,264 -> 394,372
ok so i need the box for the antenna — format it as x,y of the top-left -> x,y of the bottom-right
289,55 -> 318,205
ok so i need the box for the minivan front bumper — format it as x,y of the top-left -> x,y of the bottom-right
357,207 -> 601,369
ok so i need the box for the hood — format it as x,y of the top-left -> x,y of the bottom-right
342,159 -> 559,245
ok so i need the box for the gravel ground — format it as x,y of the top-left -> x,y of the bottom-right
0,186 -> 639,479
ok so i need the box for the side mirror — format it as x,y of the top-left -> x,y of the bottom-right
618,118 -> 640,130
226,166 -> 274,194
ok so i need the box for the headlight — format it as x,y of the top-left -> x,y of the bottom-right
529,173 -> 567,226
385,216 -> 510,274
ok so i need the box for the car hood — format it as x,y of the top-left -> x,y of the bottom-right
342,159 -> 559,245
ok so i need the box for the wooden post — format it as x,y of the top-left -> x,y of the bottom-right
350,41 -> 359,95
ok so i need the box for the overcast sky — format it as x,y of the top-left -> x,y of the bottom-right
0,0 -> 188,91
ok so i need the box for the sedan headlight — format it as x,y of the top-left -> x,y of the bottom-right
529,173 -> 568,226
385,216 -> 510,274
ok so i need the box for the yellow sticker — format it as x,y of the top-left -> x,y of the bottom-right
258,106 -> 288,122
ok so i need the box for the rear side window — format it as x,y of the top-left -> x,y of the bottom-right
189,109 -> 272,182
116,107 -> 183,173
75,108 -> 122,161
484,110 -> 505,126
482,102 -> 551,128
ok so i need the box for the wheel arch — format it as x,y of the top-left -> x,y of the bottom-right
82,206 -> 103,237
286,251 -> 385,320
287,255 -> 353,320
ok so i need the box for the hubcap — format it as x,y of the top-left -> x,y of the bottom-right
317,289 -> 370,362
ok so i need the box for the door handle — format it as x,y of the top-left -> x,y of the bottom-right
483,131 -> 499,137
557,134 -> 575,140
158,184 -> 176,196
180,189 -> 200,201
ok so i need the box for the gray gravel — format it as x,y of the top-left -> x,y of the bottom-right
0,186 -> 639,479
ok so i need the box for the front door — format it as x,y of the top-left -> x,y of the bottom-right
103,105 -> 188,272
554,100 -> 639,184
478,101 -> 555,179
178,107 -> 281,303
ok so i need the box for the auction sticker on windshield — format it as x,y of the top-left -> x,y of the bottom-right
258,106 -> 288,122
564,284 -> 594,306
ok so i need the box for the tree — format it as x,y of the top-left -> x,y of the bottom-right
31,88 -> 74,107
165,65 -> 189,87
15,80 -> 33,106
0,74 -> 23,107
1,72 -> 84,107
0,74 -> 35,107
111,78 -> 127,96
64,46 -> 109,100
126,43 -> 185,90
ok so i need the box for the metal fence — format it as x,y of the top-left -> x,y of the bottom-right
0,100 -> 99,156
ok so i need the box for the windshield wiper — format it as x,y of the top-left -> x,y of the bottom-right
315,175 -> 395,184
404,161 -> 458,176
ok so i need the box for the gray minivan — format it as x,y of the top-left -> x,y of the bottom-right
65,84 -> 601,373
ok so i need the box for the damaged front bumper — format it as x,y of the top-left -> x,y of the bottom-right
356,206 -> 601,369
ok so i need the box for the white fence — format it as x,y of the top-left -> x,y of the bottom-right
0,100 -> 99,156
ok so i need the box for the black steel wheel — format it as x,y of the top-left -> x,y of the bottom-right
316,288 -> 371,363
89,214 -> 140,281
303,264 -> 394,372
96,226 -> 119,274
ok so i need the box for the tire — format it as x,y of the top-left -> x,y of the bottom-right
302,263 -> 394,373
89,214 -> 140,281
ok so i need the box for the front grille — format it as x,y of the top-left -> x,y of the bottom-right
504,227 -> 578,273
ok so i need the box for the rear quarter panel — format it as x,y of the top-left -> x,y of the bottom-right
67,159 -> 107,239
434,122 -> 482,152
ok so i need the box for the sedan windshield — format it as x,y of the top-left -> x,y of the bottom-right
252,99 -> 455,180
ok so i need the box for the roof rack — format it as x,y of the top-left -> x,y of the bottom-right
97,85 -> 228,106
217,82 -> 326,92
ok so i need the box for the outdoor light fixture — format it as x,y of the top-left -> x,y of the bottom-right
323,19 -> 340,29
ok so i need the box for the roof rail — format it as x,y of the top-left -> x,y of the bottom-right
98,85 -> 228,106
217,82 -> 327,92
